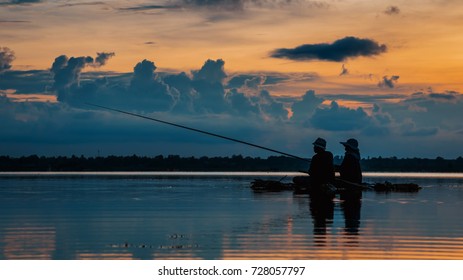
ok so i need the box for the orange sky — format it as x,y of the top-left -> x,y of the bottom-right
2,0 -> 463,95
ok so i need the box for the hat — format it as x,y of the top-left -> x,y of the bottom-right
340,138 -> 359,151
312,137 -> 326,150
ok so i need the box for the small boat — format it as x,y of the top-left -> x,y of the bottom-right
250,177 -> 421,194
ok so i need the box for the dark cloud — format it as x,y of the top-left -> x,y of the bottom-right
192,59 -> 227,83
121,0 -> 328,12
379,91 -> 463,134
95,52 -> 115,67
0,70 -> 52,94
225,88 -> 259,116
429,92 -> 457,101
0,20 -> 30,23
320,93 -> 404,103
180,0 -> 329,10
257,90 -> 287,120
310,101 -> 371,131
271,36 -> 387,62
378,75 -> 400,88
339,64 -> 349,76
0,47 -> 15,73
290,90 -> 324,122
227,74 -> 259,89
51,55 -> 94,93
181,0 -> 243,10
50,52 -> 116,95
128,59 -> 174,111
119,4 -> 181,11
384,6 -> 400,15
0,0 -> 41,5
58,2 -> 107,8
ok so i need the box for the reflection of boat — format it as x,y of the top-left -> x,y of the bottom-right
250,177 -> 421,193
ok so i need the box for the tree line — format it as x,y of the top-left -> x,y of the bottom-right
1,154 -> 463,172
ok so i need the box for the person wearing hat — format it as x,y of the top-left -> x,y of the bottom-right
339,138 -> 362,184
308,137 -> 335,187
293,137 -> 335,193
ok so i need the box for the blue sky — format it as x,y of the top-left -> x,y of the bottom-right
1,0 -> 463,158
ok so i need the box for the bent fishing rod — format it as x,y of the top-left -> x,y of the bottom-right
86,103 -> 310,163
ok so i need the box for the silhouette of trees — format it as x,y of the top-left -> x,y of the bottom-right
1,155 -> 463,172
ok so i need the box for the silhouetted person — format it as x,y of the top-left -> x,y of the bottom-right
339,138 -> 362,184
309,138 -> 335,187
293,137 -> 334,190
337,138 -> 362,235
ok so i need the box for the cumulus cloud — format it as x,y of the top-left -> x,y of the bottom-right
257,90 -> 288,120
310,101 -> 371,131
270,36 -> 387,62
0,47 -> 15,73
50,52 -> 116,96
378,75 -> 400,88
192,59 -> 226,83
51,55 -> 94,94
4,55 -> 463,158
225,88 -> 259,116
384,6 -> 400,15
290,90 -> 324,122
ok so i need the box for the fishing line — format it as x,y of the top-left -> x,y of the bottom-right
86,102 -> 310,163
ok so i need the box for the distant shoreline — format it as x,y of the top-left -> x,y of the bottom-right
2,154 -> 463,172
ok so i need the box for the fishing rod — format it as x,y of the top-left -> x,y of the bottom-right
86,103 -> 310,163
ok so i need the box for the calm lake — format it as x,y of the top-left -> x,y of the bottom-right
1,172 -> 463,260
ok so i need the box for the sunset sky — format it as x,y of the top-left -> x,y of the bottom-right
1,0 -> 463,159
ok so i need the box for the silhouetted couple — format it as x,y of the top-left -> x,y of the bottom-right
295,137 -> 363,237
293,137 -> 362,191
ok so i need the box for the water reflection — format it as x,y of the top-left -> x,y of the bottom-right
3,226 -> 55,259
1,173 -> 463,259
308,194 -> 334,243
340,191 -> 362,236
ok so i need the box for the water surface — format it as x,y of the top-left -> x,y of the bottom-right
1,172 -> 462,259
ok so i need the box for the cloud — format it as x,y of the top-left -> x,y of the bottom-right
225,88 -> 259,116
0,47 -> 15,73
0,0 -> 41,5
429,92 -> 457,101
50,52 -> 116,94
121,0 -> 328,13
0,70 -> 52,94
51,55 -> 94,94
192,59 -> 227,83
119,4 -> 181,11
95,52 -> 115,67
339,64 -> 349,76
181,0 -> 244,10
378,75 -> 400,88
3,54 -> 463,159
399,119 -> 438,137
384,6 -> 400,15
310,100 -> 371,131
257,90 -> 288,120
270,36 -> 387,62
58,2 -> 108,8
290,90 -> 324,122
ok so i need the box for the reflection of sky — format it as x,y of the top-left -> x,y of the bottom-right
1,174 -> 463,260
3,226 -> 55,259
